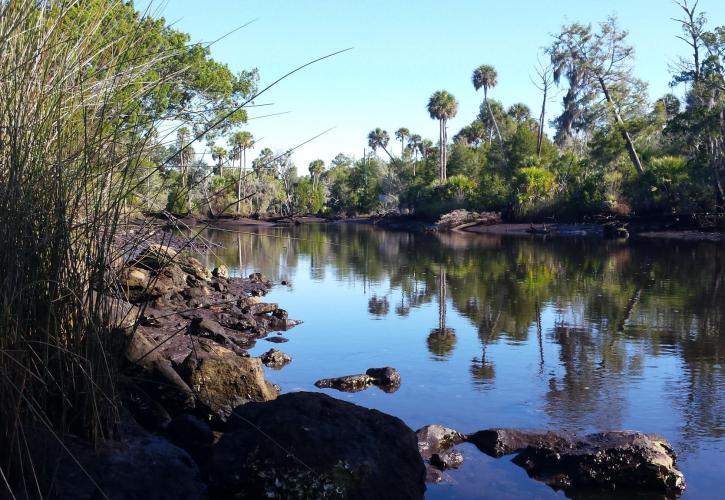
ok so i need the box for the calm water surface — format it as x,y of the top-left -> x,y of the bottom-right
194,224 -> 725,499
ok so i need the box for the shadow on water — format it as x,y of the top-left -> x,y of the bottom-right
192,223 -> 725,499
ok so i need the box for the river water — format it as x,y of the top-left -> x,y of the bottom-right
194,223 -> 725,499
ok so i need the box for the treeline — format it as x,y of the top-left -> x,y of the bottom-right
149,2 -> 725,221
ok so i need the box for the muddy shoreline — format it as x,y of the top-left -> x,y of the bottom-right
138,211 -> 725,242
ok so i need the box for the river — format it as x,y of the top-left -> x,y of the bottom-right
193,223 -> 725,499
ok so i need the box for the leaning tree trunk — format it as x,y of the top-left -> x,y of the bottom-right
598,77 -> 644,175
485,91 -> 507,166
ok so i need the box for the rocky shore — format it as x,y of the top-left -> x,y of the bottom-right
23,239 -> 689,499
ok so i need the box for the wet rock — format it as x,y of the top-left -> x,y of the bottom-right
31,415 -> 205,500
467,429 -> 685,496
416,424 -> 466,460
315,367 -> 401,393
190,317 -> 226,342
260,348 -> 292,369
366,366 -> 401,387
247,302 -> 278,315
212,265 -> 229,279
208,392 -> 426,500
315,373 -> 374,392
265,335 -> 289,343
179,342 -> 278,419
430,450 -> 463,470
467,428 -> 574,458
512,431 -> 685,496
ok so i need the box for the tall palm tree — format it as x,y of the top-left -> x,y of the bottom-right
395,127 -> 410,156
308,159 -> 324,190
427,90 -> 458,181
211,146 -> 227,176
407,133 -> 422,176
367,128 -> 393,160
176,127 -> 193,212
229,131 -> 254,215
472,65 -> 506,160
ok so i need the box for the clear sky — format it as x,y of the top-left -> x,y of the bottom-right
142,0 -> 725,172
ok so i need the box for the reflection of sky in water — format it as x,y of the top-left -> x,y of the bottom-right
192,225 -> 725,499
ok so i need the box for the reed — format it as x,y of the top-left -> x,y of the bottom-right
0,1 -> 175,493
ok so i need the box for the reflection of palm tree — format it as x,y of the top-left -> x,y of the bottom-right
427,269 -> 456,360
471,306 -> 499,385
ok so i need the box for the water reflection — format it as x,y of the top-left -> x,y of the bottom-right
194,224 -> 725,469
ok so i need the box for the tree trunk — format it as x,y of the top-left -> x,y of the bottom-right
537,86 -> 547,159
485,91 -> 507,166
439,119 -> 445,181
236,148 -> 244,215
598,76 -> 644,175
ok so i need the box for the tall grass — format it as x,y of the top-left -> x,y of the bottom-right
0,1 -> 173,493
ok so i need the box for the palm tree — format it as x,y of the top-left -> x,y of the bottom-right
309,159 -> 324,190
395,127 -> 410,156
229,131 -> 254,215
407,133 -> 422,176
176,127 -> 193,212
211,146 -> 227,176
427,90 -> 458,181
367,128 -> 393,160
472,65 -> 506,160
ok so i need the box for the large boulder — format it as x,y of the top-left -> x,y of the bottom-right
179,342 -> 278,419
208,392 -> 426,499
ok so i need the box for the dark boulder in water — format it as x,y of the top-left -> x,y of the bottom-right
208,392 -> 426,499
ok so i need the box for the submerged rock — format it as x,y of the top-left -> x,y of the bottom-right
315,373 -> 374,392
315,367 -> 401,393
467,428 -> 686,496
208,392 -> 426,500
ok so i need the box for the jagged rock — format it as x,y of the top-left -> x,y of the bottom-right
212,265 -> 229,279
178,255 -> 212,281
260,348 -> 292,369
467,429 -> 685,496
179,342 -> 277,419
467,428 -> 574,458
247,302 -> 278,315
366,366 -> 401,387
512,431 -> 685,495
208,392 -> 426,500
315,367 -> 401,393
265,336 -> 289,343
430,450 -> 463,470
315,373 -> 374,392
416,424 -> 465,460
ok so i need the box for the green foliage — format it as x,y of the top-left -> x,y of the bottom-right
514,166 -> 556,206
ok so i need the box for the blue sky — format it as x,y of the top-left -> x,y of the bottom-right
143,0 -> 725,172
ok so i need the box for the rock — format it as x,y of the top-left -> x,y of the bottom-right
238,295 -> 262,308
366,366 -> 401,387
467,428 -> 574,458
260,348 -> 292,369
314,373 -> 374,392
166,414 -> 214,465
265,336 -> 289,343
315,367 -> 401,393
247,302 -> 278,315
31,415 -> 205,500
430,450 -> 463,470
212,265 -> 229,279
178,255 -> 212,281
467,429 -> 685,496
416,424 -> 465,460
121,267 -> 149,288
190,317 -> 226,341
179,342 -> 278,419
208,392 -> 426,500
